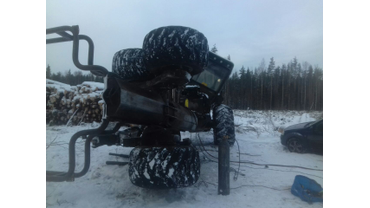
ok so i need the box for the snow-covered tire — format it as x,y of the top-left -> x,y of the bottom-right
112,48 -> 153,81
142,26 -> 209,76
129,146 -> 200,189
213,104 -> 235,146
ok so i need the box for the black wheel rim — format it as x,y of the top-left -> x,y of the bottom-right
288,140 -> 303,153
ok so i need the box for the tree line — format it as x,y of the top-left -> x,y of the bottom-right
47,52 -> 323,111
222,57 -> 323,111
46,65 -> 104,85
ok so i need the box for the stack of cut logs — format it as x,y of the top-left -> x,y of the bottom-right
46,79 -> 105,126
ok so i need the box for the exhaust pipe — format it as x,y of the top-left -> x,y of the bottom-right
103,76 -> 198,132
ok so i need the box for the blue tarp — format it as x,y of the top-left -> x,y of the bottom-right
291,175 -> 323,203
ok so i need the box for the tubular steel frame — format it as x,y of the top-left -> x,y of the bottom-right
46,25 -> 108,77
46,26 -> 113,181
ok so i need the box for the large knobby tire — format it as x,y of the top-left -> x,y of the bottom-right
213,104 -> 235,146
142,26 -> 209,76
112,48 -> 153,81
129,146 -> 200,189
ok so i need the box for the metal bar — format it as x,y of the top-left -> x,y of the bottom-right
74,135 -> 93,178
46,25 -> 76,35
46,37 -> 71,44
109,153 -> 129,158
79,35 -> 94,65
112,122 -> 123,132
46,35 -> 94,65
46,120 -> 109,182
218,137 -> 230,195
106,161 -> 129,166
45,171 -> 67,176
46,25 -> 108,77
57,31 -> 73,40
74,122 -> 123,178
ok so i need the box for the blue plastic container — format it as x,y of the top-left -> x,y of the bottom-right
291,175 -> 323,203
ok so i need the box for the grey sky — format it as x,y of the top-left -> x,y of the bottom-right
46,0 -> 323,75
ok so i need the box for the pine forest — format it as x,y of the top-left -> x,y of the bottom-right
46,55 -> 323,111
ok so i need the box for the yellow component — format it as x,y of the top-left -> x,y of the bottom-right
201,82 -> 208,87
185,99 -> 189,108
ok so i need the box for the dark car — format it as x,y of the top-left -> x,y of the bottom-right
280,119 -> 323,153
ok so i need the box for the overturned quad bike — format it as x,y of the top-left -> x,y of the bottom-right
46,25 -> 235,193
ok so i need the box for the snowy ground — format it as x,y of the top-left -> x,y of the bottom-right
46,110 -> 323,208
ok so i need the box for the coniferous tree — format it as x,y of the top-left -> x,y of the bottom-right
245,68 -> 252,109
274,66 -> 281,109
230,71 -> 239,108
281,64 -> 287,109
258,59 -> 266,109
211,44 -> 218,53
239,66 -> 246,108
267,58 -> 275,109
46,65 -> 51,79
313,66 -> 323,110
65,69 -> 73,85
302,62 -> 309,110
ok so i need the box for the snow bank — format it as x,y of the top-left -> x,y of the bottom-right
79,81 -> 104,91
46,79 -> 73,93
233,110 -> 322,138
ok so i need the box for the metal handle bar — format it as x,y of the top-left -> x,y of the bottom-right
46,25 -> 108,77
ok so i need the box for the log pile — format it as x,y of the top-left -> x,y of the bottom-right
46,79 -> 105,126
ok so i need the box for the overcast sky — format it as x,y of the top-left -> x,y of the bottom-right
46,0 -> 323,75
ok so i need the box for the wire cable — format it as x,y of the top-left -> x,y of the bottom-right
196,134 -> 323,172
233,138 -> 241,181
